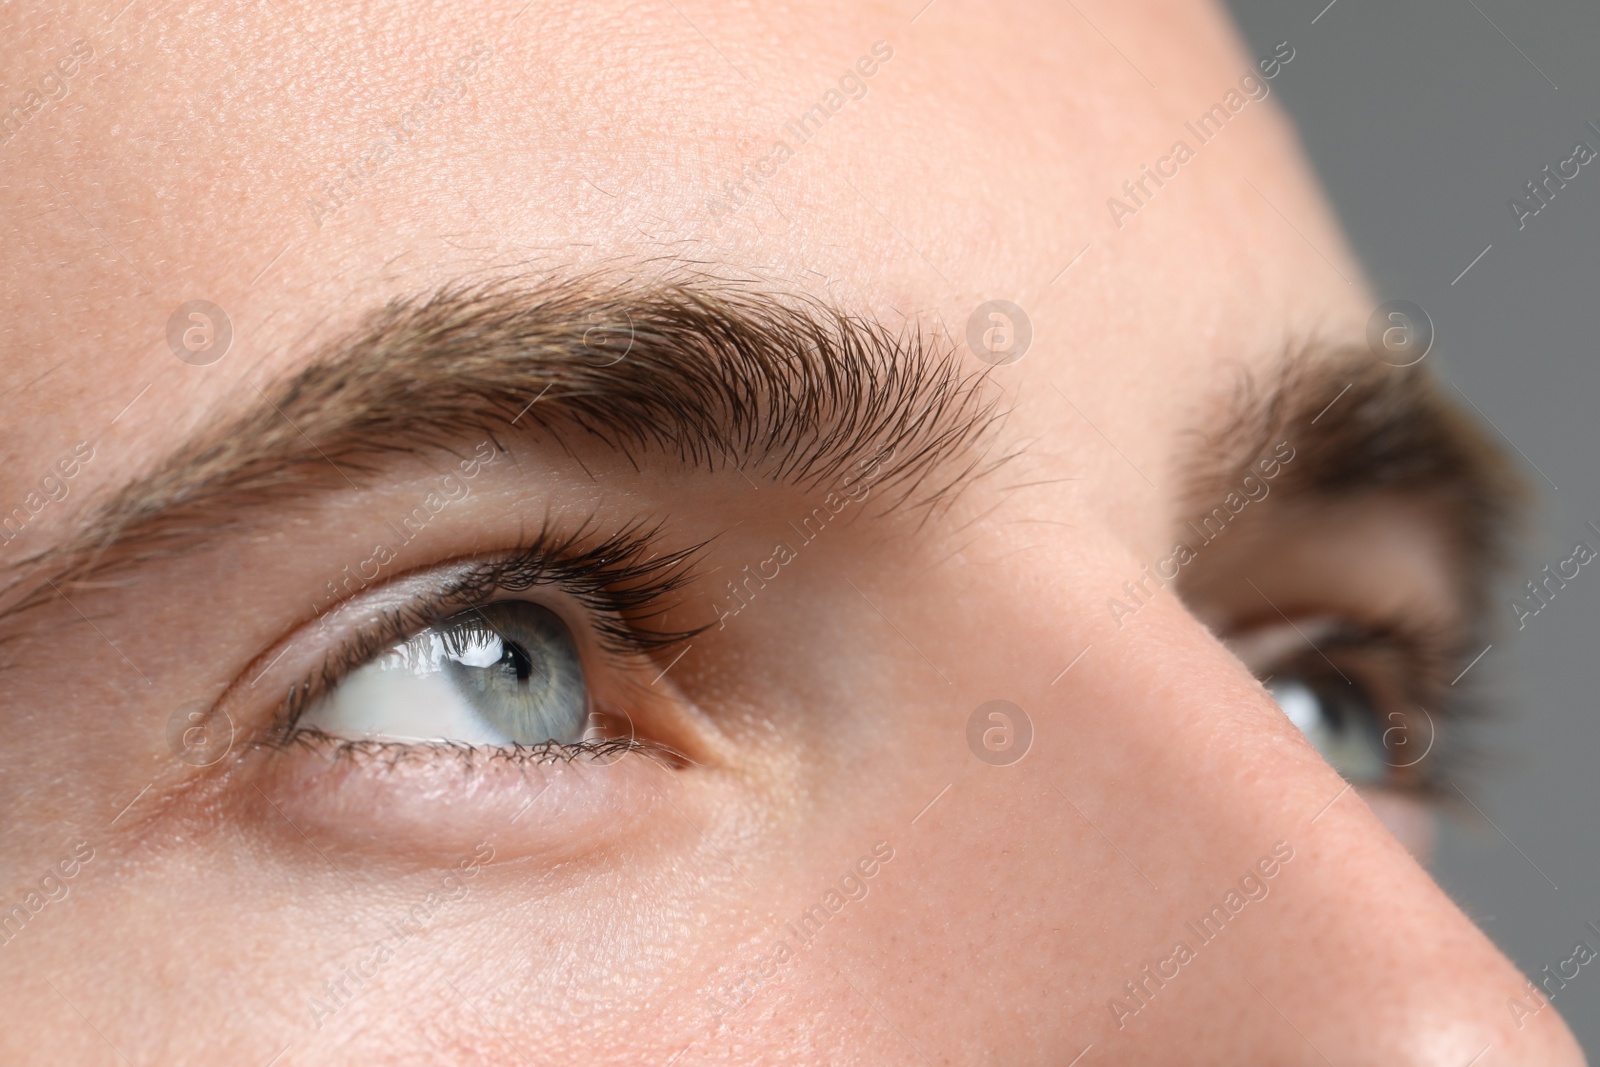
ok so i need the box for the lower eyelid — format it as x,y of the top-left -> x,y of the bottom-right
252,734 -> 677,863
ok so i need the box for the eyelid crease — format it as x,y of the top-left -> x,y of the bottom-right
1229,612 -> 1457,709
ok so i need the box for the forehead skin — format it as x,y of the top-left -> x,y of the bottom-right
0,1 -> 1585,1065
4,0 -> 1354,507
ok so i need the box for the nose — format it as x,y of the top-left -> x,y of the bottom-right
1060,601 -> 1587,1065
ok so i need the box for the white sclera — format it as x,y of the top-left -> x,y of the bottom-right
299,602 -> 590,746
301,632 -> 513,744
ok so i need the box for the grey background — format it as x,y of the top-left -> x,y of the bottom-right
1223,0 -> 1600,1048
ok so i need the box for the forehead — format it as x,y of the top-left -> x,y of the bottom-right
0,0 -> 1365,491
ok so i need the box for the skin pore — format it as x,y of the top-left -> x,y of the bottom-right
0,0 -> 1585,1064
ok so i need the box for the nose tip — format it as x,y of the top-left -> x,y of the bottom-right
1497,1014 -> 1588,1066
1405,996 -> 1587,1067
1228,826 -> 1592,1067
1064,614 -> 1588,1065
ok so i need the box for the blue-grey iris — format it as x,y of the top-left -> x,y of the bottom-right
437,601 -> 589,744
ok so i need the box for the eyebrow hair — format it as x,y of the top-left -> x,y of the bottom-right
1182,346 -> 1526,620
0,276 -> 1522,648
1,274 -> 1006,617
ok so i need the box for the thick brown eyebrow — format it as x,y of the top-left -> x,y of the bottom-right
1180,346 -> 1526,621
0,275 -> 1005,619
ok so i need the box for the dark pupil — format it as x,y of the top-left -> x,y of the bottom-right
437,600 -> 589,745
498,640 -> 536,685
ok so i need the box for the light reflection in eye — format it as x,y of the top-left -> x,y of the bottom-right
1268,674 -> 1389,786
298,601 -> 591,746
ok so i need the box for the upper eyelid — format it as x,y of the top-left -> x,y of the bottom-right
1230,615 -> 1454,683
1246,624 -> 1465,795
271,522 -> 712,736
1227,614 -> 1462,731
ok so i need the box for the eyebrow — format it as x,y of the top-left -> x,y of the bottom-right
1,275 -> 1006,616
1,280 -> 1522,637
1180,346 -> 1526,619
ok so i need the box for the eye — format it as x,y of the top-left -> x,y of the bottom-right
1266,671 -> 1391,786
255,521 -> 709,763
1225,616 -> 1447,794
296,600 -> 593,746
238,533 -> 714,860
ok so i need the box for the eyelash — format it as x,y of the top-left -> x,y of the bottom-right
274,518 -> 710,746
280,733 -> 655,768
1256,616 -> 1479,796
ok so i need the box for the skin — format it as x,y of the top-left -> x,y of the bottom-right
0,0 -> 1585,1063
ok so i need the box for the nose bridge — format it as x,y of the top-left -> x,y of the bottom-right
1051,601 -> 1586,1065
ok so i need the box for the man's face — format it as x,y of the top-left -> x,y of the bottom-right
0,0 -> 1585,1063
